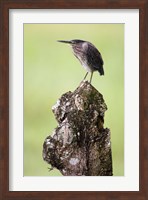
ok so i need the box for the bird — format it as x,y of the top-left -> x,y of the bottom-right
57,39 -> 104,83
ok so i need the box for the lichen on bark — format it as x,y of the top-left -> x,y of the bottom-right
43,80 -> 113,176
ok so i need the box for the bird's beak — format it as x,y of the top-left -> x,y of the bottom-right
57,40 -> 72,44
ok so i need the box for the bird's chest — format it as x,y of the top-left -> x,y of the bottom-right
72,48 -> 93,72
81,59 -> 93,72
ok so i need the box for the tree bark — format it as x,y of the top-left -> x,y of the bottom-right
43,80 -> 113,176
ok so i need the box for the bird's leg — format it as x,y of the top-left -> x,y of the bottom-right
83,72 -> 88,80
90,72 -> 93,83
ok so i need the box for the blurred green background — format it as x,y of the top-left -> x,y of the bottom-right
24,24 -> 124,176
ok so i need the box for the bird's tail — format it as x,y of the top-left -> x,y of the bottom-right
99,66 -> 104,76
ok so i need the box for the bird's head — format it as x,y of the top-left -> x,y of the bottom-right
57,40 -> 88,53
57,39 -> 90,57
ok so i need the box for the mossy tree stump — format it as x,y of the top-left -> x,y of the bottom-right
43,80 -> 113,176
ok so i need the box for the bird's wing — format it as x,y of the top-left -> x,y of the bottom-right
86,43 -> 104,69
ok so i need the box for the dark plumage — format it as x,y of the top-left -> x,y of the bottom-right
57,39 -> 104,83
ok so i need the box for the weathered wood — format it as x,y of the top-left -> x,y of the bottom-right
43,80 -> 113,176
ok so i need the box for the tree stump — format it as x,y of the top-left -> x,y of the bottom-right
43,80 -> 113,176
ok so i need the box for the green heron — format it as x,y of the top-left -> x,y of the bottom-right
57,39 -> 104,83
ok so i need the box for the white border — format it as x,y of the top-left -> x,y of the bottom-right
9,9 -> 139,191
